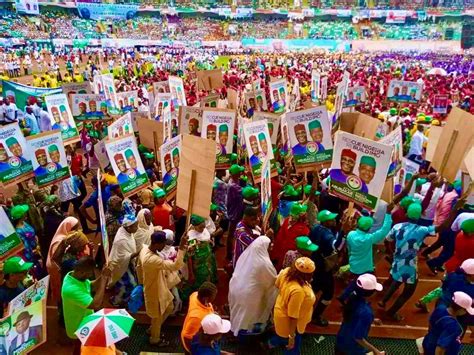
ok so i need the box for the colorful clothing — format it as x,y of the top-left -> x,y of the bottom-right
15,222 -> 43,277
232,221 -> 260,268
282,250 -> 303,270
272,218 -> 310,271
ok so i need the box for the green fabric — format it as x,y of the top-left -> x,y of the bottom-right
407,203 -> 422,220
317,210 -> 337,222
290,203 -> 307,218
3,256 -> 33,274
461,219 -> 474,233
229,164 -> 244,175
190,215 -> 205,226
359,156 -> 376,168
10,204 -> 29,220
400,196 -> 414,210
357,216 -> 374,231
153,188 -> 165,199
48,144 -> 59,153
61,272 -> 94,339
296,236 -> 318,252
419,287 -> 443,305
416,178 -> 427,187
308,120 -> 321,129
242,186 -> 259,199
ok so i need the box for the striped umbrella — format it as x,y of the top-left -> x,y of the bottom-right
75,308 -> 135,347
427,67 -> 448,76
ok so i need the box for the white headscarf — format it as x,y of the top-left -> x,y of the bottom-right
229,236 -> 277,336
134,208 -> 153,251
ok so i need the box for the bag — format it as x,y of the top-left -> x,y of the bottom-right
323,252 -> 339,272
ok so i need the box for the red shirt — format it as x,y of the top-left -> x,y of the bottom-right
70,154 -> 83,176
271,218 -> 310,271
152,202 -> 174,231
445,232 -> 474,273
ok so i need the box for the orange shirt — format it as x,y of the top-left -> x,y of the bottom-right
152,202 -> 173,230
181,292 -> 214,351
81,345 -> 116,355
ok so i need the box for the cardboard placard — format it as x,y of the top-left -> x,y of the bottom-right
425,125 -> 443,162
7,276 -> 49,315
44,93 -> 79,144
196,69 -> 224,91
71,94 -> 108,121
431,108 -> 474,182
136,118 -> 163,151
0,206 -> 23,261
387,80 -> 423,104
108,112 -> 133,139
62,82 -> 92,107
227,88 -> 238,109
243,119 -> 274,182
380,126 -> 403,178
160,134 -> 182,197
176,134 -> 215,219
338,112 -> 381,141
253,112 -> 281,145
464,146 -> 474,179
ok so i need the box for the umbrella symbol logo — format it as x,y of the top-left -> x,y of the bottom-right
80,327 -> 90,337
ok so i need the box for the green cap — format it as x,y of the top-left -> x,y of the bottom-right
304,185 -> 320,196
59,105 -> 67,112
283,185 -> 300,197
48,144 -> 59,153
461,219 -> 474,234
258,132 -> 266,141
452,180 -> 462,190
357,216 -> 374,231
3,256 -> 33,275
190,214 -> 205,226
138,144 -> 150,154
229,164 -> 245,175
124,149 -> 134,159
296,236 -> 319,252
317,210 -> 338,223
219,125 -> 228,133
241,175 -> 248,183
143,152 -> 154,159
172,148 -> 179,157
308,120 -> 322,130
424,116 -> 432,122
210,203 -> 218,212
402,107 -> 410,113
360,156 -> 376,168
400,196 -> 414,210
407,203 -> 422,220
290,203 -> 308,218
389,108 -> 398,115
153,188 -> 166,199
242,186 -> 259,200
5,137 -> 18,147
230,153 -> 238,163
416,178 -> 427,187
10,204 -> 29,220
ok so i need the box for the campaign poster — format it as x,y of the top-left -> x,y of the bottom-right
330,132 -> 392,210
15,0 -> 39,15
26,131 -> 70,188
380,126 -> 403,178
269,78 -> 288,108
261,156 -> 272,226
345,86 -> 366,107
71,94 -> 108,121
320,76 -> 328,100
2,300 -> 46,355
94,138 -> 109,170
101,74 -> 119,108
254,89 -> 268,112
201,108 -> 236,169
154,94 -> 172,120
280,114 -> 290,158
169,76 -> 187,107
433,94 -> 449,114
92,73 -> 113,95
0,207 -> 23,261
245,92 -> 256,113
252,79 -> 261,92
402,157 -> 420,181
153,81 -> 169,95
62,82 -> 92,107
116,91 -> 139,113
44,94 -> 79,144
7,276 -> 49,315
131,111 -> 150,133
387,80 -> 423,104
253,112 -> 280,145
105,135 -> 150,197
286,106 -> 333,171
243,120 -> 274,182
179,106 -> 203,137
334,83 -> 345,121
0,123 -> 34,186
160,135 -> 181,197
162,105 -> 174,141
108,113 -> 133,139
200,94 -> 219,108
311,71 -> 320,102
97,170 -> 109,262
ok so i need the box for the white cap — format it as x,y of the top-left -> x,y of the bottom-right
452,291 -> 474,315
460,259 -> 474,275
356,274 -> 383,292
163,229 -> 175,243
201,314 -> 231,335
122,215 -> 137,227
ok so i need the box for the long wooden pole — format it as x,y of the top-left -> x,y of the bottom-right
439,130 -> 458,177
185,169 -> 197,230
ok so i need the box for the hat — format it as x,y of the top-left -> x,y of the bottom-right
304,185 -> 320,196
114,153 -> 124,162
207,124 -> 217,132
294,123 -> 305,132
13,311 -> 33,326
163,229 -> 175,243
296,236 -> 318,252
283,185 -> 299,197
172,148 -> 179,157
400,196 -> 414,210
164,153 -> 171,162
191,214 -> 206,226
389,108 -> 398,115
138,144 -> 150,154
219,125 -> 228,133
151,230 -> 167,244
144,152 -> 154,160
249,135 -> 257,143
3,256 -> 33,275
308,120 -> 321,130
318,210 -> 338,223
230,153 -> 238,163
189,118 -> 198,125
242,186 -> 259,200
210,203 -> 218,212
229,164 -> 245,175
415,178 -> 427,187
48,144 -> 59,153
356,274 -> 383,291
359,156 -> 376,168
294,257 -> 315,274
460,259 -> 474,275
153,188 -> 166,199
461,219 -> 474,234
258,132 -> 266,141
201,314 -> 231,335
122,215 -> 137,227
407,203 -> 422,220
341,148 -> 357,161
10,204 -> 29,220
35,148 -> 46,157
124,149 -> 134,159
432,120 -> 440,126
290,203 -> 307,218
358,216 -> 374,231
5,137 -> 18,147
452,291 -> 474,315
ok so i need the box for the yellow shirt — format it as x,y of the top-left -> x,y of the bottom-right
273,268 -> 316,337
32,77 -> 42,87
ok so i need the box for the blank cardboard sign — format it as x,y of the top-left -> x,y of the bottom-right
425,126 -> 443,162
137,118 -> 163,151
338,112 -> 381,140
176,134 -> 216,219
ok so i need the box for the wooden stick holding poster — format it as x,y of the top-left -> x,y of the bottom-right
176,134 -> 215,219
137,117 -> 163,151
185,170 -> 197,229
0,206 -> 23,261
97,170 -> 109,262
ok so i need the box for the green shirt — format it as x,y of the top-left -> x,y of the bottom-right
61,272 -> 94,338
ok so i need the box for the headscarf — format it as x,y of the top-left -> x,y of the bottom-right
134,208 -> 153,251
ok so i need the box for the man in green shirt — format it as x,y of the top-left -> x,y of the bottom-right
61,257 -> 110,344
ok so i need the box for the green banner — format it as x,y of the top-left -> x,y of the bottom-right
1,81 -> 61,110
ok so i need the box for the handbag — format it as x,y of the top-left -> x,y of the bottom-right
323,251 -> 339,272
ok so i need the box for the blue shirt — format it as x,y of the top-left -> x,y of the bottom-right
84,185 -> 112,217
191,335 -> 221,355
423,304 -> 463,355
330,169 -> 369,194
309,224 -> 336,271
336,298 -> 374,354
386,222 -> 435,284
441,271 -> 474,306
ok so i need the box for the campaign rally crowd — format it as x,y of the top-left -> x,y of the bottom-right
0,24 -> 474,355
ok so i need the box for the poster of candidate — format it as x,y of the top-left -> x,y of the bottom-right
8,276 -> 49,315
280,114 -> 290,158
105,135 -> 150,197
101,74 -> 119,108
261,157 -> 272,226
330,131 -> 392,210
92,73 -> 112,95
201,108 -> 236,169
15,0 -> 39,15
243,120 -> 274,182
0,123 -> 34,186
200,94 -> 219,108
108,113 -> 134,139
62,82 -> 92,107
0,206 -> 23,261
320,76 -> 328,100
71,94 -> 108,120
387,80 -> 423,104
286,106 -> 333,171
345,86 -> 366,107
179,106 -> 203,137
160,135 -> 181,197
433,94 -> 449,114
94,138 -> 109,170
27,131 -> 70,188
311,71 -> 320,102
154,93 -> 172,120
254,89 -> 268,112
2,300 -> 46,355
169,76 -> 187,107
153,81 -> 169,94
162,105 -> 175,141
253,112 -> 280,145
116,91 -> 139,113
380,126 -> 403,178
44,94 -> 79,143
269,78 -> 288,108
97,170 -> 109,262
